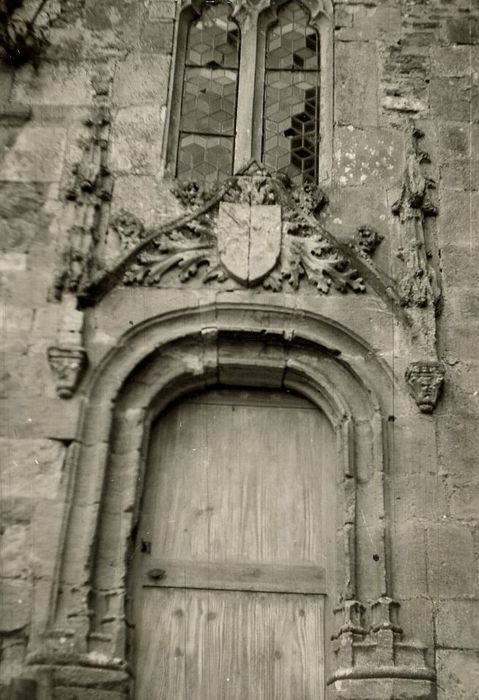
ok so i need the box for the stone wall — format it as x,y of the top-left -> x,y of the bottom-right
0,0 -> 478,698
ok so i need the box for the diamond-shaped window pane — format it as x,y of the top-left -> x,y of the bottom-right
262,67 -> 320,186
180,67 -> 237,136
262,2 -> 320,185
178,3 -> 238,182
177,134 -> 233,183
186,3 -> 239,69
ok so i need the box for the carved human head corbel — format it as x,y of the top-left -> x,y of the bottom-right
405,360 -> 445,413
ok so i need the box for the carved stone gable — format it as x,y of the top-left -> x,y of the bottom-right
81,162 -> 369,303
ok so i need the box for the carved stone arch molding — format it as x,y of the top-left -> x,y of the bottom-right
24,304 -> 435,699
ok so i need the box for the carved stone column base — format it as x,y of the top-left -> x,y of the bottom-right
329,598 -> 436,700
329,676 -> 435,700
23,658 -> 130,700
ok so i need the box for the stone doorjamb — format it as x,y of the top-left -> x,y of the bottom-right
24,303 -> 435,700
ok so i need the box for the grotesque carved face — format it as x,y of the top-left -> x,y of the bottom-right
356,225 -> 383,256
406,362 -> 445,413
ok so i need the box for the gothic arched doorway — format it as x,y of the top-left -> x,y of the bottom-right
128,385 -> 337,699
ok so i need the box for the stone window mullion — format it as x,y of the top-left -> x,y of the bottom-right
233,11 -> 263,171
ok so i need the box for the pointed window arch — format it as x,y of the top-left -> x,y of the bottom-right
262,1 -> 320,184
167,0 -> 332,185
176,2 -> 240,182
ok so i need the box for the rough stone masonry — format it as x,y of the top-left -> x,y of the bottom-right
0,0 -> 478,699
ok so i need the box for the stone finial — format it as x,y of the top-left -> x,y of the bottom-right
353,225 -> 384,257
47,346 -> 88,399
405,360 -> 445,414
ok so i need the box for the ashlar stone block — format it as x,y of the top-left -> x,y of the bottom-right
0,126 -> 67,183
436,600 -> 479,650
113,54 -> 170,107
0,438 -> 66,502
109,106 -> 164,176
426,523 -> 475,598
437,650 -> 479,700
335,41 -> 378,127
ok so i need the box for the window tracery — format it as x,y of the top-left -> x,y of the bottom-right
262,1 -> 320,184
177,2 -> 240,182
169,0 -> 331,185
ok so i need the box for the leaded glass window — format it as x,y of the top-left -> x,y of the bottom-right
170,0 -> 330,184
262,1 -> 320,185
176,2 -> 240,183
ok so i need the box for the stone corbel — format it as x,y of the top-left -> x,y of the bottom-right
47,346 -> 88,399
405,360 -> 445,414
329,597 -> 435,699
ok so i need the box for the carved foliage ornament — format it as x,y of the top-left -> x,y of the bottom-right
47,346 -> 88,399
0,0 -> 50,66
108,164 -> 365,296
405,360 -> 445,414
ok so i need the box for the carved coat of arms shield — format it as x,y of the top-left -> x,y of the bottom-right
217,196 -> 282,286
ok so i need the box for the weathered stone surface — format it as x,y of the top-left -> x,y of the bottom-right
140,19 -> 175,53
335,41 -> 378,127
0,638 -> 27,686
54,689 -> 127,700
0,183 -> 48,252
436,600 -> 479,650
109,106 -> 164,175
431,46 -> 474,77
113,54 -> 170,106
0,439 -> 66,501
0,398 -> 80,439
53,665 -> 129,689
437,650 -> 479,700
334,127 -> 402,186
0,523 -> 30,579
442,16 -> 479,45
430,77 -> 472,122
426,523 -> 475,598
0,126 -> 67,182
438,121 -> 470,160
12,64 -> 95,106
0,580 -> 31,633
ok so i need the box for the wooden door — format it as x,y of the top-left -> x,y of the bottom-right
130,388 -> 336,700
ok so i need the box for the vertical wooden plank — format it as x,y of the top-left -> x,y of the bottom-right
132,388 -> 334,699
142,390 -> 334,566
135,589 -> 324,700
